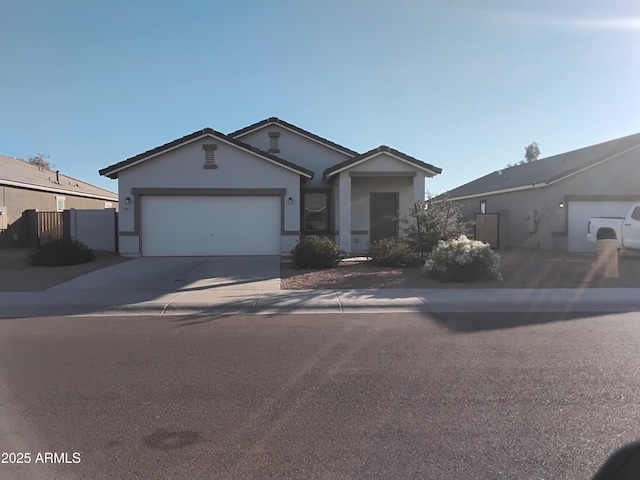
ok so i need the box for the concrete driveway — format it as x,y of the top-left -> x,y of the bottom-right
47,256 -> 281,293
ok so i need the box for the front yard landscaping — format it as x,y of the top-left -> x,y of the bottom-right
281,249 -> 640,289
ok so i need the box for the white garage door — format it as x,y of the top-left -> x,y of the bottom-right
141,196 -> 281,256
568,201 -> 637,252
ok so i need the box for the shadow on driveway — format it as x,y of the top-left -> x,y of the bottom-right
0,256 -> 282,319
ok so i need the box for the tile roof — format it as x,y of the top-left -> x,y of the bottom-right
1,155 -> 118,201
99,128 -> 314,179
445,132 -> 640,199
229,117 -> 360,157
323,145 -> 442,178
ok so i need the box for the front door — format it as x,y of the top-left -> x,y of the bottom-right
370,193 -> 398,243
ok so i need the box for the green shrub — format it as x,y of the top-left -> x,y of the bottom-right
369,238 -> 420,267
291,235 -> 343,269
29,239 -> 96,267
423,235 -> 502,282
401,193 -> 472,256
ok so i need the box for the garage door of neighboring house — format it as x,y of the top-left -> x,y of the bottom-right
568,201 -> 638,252
140,196 -> 281,256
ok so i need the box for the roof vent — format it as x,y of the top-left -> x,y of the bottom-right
203,144 -> 218,169
268,132 -> 280,154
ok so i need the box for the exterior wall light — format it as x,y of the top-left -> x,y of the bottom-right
288,197 -> 293,204
558,202 -> 565,208
125,197 -> 131,205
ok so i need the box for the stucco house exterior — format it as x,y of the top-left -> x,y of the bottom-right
0,155 -> 118,245
99,117 -> 442,257
444,132 -> 640,252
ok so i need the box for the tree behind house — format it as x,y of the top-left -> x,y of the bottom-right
524,142 -> 540,162
507,142 -> 540,167
27,153 -> 54,170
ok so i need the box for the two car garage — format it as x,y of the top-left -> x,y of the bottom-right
140,195 -> 282,256
98,127 -> 313,258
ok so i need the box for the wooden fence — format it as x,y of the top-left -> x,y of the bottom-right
475,213 -> 499,248
8,210 -> 68,248
37,211 -> 65,245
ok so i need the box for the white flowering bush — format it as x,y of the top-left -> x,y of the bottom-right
423,235 -> 502,282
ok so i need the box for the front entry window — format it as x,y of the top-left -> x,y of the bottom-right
303,192 -> 328,232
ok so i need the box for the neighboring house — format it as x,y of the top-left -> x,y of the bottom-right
0,155 -> 119,245
99,117 -> 442,257
444,133 -> 640,252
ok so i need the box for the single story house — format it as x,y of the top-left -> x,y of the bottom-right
99,117 -> 442,257
444,132 -> 640,252
0,155 -> 119,245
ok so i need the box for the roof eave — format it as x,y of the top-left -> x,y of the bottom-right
1,178 -> 118,201
447,142 -> 640,201
231,118 -> 359,157
99,130 -> 314,180
323,149 -> 442,179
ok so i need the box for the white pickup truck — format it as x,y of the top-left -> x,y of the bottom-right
587,204 -> 640,249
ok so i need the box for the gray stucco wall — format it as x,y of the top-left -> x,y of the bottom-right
235,126 -> 352,188
454,149 -> 640,250
116,136 -> 302,256
350,177 -> 413,254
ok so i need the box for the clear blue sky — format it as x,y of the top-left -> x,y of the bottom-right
2,0 -> 638,195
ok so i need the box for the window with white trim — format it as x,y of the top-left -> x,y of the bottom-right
56,196 -> 65,212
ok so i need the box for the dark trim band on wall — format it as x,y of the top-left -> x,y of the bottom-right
351,230 -> 368,234
282,231 -> 301,235
131,188 -> 287,196
349,172 -> 417,178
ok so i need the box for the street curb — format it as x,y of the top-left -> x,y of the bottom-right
2,299 -> 640,318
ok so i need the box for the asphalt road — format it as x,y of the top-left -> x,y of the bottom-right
1,312 -> 639,479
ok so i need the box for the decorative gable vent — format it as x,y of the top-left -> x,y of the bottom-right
203,144 -> 218,169
268,132 -> 280,154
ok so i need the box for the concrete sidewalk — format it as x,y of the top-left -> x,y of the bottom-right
2,287 -> 640,317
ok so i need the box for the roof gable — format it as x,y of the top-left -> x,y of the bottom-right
230,117 -> 359,157
323,146 -> 442,179
1,155 -> 117,201
99,128 -> 313,179
445,132 -> 640,200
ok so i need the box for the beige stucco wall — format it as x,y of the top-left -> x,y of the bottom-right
116,136 -> 302,256
0,185 -> 118,230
